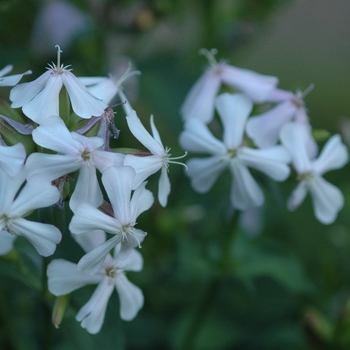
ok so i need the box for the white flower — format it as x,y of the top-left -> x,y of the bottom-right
0,65 -> 31,87
0,166 -> 61,256
179,93 -> 291,210
9,46 -> 107,123
124,110 -> 186,207
69,166 -> 153,275
280,122 -> 348,224
47,231 -> 144,334
180,49 -> 278,123
26,115 -> 124,211
246,87 -> 314,149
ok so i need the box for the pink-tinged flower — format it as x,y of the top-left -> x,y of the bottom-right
124,110 -> 186,207
246,86 -> 314,149
69,166 -> 153,275
10,46 -> 107,123
280,122 -> 348,224
0,65 -> 31,87
0,166 -> 61,256
180,49 -> 278,123
47,231 -> 144,334
179,93 -> 291,210
26,115 -> 124,210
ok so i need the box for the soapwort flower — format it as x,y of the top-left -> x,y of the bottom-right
47,231 -> 144,334
10,46 -> 107,123
26,115 -> 124,210
280,122 -> 348,224
180,93 -> 291,210
0,166 -> 61,256
180,48 -> 278,123
124,110 -> 187,207
69,166 -> 153,275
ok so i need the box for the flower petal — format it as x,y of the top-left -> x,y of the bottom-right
0,143 -> 26,177
47,259 -> 103,296
229,160 -> 264,210
158,167 -> 170,207
0,230 -> 16,255
180,69 -> 221,123
215,93 -> 252,149
11,218 -> 61,257
186,156 -> 227,193
129,182 -> 154,221
115,273 -> 144,321
287,181 -> 308,211
76,278 -> 114,334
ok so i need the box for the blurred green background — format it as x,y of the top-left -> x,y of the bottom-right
0,0 -> 350,349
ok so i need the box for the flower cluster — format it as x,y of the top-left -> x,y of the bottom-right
0,46 -> 184,334
179,49 -> 348,224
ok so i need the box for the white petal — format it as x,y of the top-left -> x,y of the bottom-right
0,143 -> 26,176
69,202 -> 120,234
309,176 -> 344,225
124,155 -> 162,189
22,74 -> 63,123
0,230 -> 16,255
69,163 -> 103,211
92,151 -> 125,173
76,278 -> 114,334
0,65 -> 13,77
179,118 -> 226,155
129,182 -> 154,220
115,273 -> 144,321
47,259 -> 103,296
280,122 -> 312,173
78,235 -> 122,275
180,69 -> 221,123
82,77 -> 119,104
0,70 -> 31,87
186,156 -> 227,193
10,175 -> 60,216
150,115 -> 163,145
229,160 -> 264,210
126,111 -> 163,155
158,167 -> 170,207
102,166 -> 134,223
215,93 -> 253,149
10,70 -> 51,108
312,135 -> 349,175
26,153 -> 81,181
0,166 -> 26,213
287,181 -> 308,211
246,101 -> 296,148
62,71 -> 107,119
116,249 -> 143,272
238,146 -> 291,181
221,64 -> 278,103
11,218 -> 61,257
72,229 -> 106,253
32,115 -> 81,154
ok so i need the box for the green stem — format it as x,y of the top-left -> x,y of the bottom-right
181,210 -> 241,350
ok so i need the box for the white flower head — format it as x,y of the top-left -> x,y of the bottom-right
179,93 -> 291,210
0,166 -> 61,256
180,48 -> 278,123
280,122 -> 348,224
246,85 -> 314,149
26,115 -> 124,211
47,233 -> 144,334
10,45 -> 107,123
69,165 -> 154,275
0,65 -> 31,87
124,110 -> 187,207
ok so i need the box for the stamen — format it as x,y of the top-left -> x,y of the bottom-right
199,48 -> 219,67
116,62 -> 141,87
165,148 -> 188,170
55,45 -> 62,69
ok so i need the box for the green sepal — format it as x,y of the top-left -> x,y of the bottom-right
312,129 -> 331,143
58,86 -> 70,126
110,147 -> 151,156
52,294 -> 71,328
0,97 -> 28,124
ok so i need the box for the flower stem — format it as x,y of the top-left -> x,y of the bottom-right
181,210 -> 241,349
